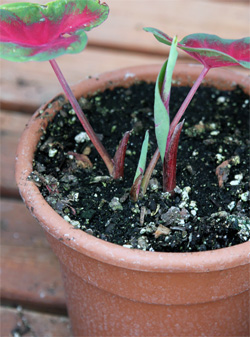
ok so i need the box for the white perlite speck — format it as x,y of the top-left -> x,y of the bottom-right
240,191 -> 249,202
227,201 -> 236,211
48,148 -> 58,157
182,187 -> 191,200
215,153 -> 225,163
74,132 -> 90,143
230,173 -> 243,186
123,244 -> 133,249
70,221 -> 81,228
109,197 -> 123,211
211,130 -> 220,136
63,216 -> 81,228
217,96 -> 226,104
178,187 -> 191,209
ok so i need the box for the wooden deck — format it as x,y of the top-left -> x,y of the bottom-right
0,0 -> 249,335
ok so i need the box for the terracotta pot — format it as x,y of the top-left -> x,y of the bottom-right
16,64 -> 250,336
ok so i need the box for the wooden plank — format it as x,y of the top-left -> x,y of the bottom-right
0,110 -> 29,133
88,0 -> 249,53
1,198 -> 50,247
0,111 -> 30,196
1,130 -> 21,197
1,47 -> 248,114
1,0 -> 249,110
1,199 -> 66,310
0,47 -> 165,112
0,306 -> 71,337
1,245 -> 66,310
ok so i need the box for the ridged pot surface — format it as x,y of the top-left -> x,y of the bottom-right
16,64 -> 250,336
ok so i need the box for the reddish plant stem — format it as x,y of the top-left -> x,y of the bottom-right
141,66 -> 210,194
112,131 -> 131,179
141,148 -> 160,195
163,120 -> 184,193
49,59 -> 114,176
170,66 -> 209,133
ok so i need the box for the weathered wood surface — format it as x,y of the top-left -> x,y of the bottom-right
0,0 -> 249,333
1,199 -> 66,310
1,307 -> 71,337
1,111 -> 33,196
1,0 -> 249,110
1,48 -> 165,112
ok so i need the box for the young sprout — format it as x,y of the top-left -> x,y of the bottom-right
0,0 -> 131,179
142,28 -> 250,195
130,130 -> 149,201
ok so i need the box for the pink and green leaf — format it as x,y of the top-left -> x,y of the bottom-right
154,37 -> 178,163
144,27 -> 250,69
0,0 -> 109,62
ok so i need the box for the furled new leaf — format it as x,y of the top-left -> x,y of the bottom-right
154,37 -> 178,163
130,130 -> 149,201
144,28 -> 250,69
133,130 -> 149,183
0,0 -> 109,62
112,131 -> 131,179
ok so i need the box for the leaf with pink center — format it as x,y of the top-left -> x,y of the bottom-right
0,0 -> 109,62
144,28 -> 250,69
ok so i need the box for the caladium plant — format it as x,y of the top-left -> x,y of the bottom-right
0,0 -> 132,180
141,28 -> 250,196
1,1 -> 249,203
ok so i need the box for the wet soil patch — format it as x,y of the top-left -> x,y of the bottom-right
31,81 -> 250,252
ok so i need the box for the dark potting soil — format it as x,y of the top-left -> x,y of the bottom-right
31,81 -> 250,252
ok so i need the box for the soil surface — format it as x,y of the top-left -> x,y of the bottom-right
31,81 -> 250,252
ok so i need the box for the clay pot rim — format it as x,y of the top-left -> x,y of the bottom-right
16,63 -> 250,273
